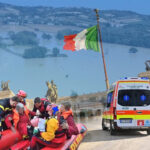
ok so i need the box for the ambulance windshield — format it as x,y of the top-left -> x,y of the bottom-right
118,89 -> 150,106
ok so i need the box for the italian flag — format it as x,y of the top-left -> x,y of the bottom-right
63,26 -> 99,52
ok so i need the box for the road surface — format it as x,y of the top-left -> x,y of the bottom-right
78,116 -> 150,150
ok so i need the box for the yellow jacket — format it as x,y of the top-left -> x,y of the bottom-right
41,118 -> 59,141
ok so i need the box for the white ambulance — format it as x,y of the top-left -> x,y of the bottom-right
102,77 -> 150,135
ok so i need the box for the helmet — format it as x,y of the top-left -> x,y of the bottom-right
17,90 -> 27,98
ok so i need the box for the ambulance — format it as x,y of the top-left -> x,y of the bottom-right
102,77 -> 150,135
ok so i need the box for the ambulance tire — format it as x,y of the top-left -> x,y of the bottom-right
110,121 -> 116,135
147,129 -> 150,135
102,119 -> 107,130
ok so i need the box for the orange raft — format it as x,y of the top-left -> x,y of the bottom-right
9,123 -> 87,150
0,129 -> 22,150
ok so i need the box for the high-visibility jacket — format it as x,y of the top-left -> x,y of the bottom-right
0,98 -> 12,116
0,98 -> 12,131
13,105 -> 29,129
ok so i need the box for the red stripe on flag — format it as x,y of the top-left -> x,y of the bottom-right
63,34 -> 77,51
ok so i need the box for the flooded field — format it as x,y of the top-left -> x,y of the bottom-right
77,116 -> 150,150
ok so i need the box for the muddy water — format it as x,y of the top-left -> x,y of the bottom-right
75,116 -> 101,131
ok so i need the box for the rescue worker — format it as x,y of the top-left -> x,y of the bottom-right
0,96 -> 20,134
17,90 -> 27,105
14,103 -> 32,139
59,102 -> 79,139
29,104 -> 66,150
30,97 -> 51,118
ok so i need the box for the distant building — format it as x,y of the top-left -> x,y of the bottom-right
0,90 -> 15,99
57,91 -> 106,116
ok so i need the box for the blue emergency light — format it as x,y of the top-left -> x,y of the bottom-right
123,95 -> 129,102
140,95 -> 146,101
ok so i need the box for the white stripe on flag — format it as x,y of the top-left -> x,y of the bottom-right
74,29 -> 87,51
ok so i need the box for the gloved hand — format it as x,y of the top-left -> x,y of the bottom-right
0,132 -> 2,139
27,126 -> 34,139
59,116 -> 66,124
33,127 -> 41,136
80,126 -> 86,133
61,122 -> 69,129
36,110 -> 41,116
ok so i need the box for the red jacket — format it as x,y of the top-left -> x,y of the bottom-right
17,113 -> 31,137
30,99 -> 50,118
61,110 -> 79,138
13,106 -> 29,129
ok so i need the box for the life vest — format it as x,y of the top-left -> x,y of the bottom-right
13,105 -> 29,129
32,98 -> 51,118
61,109 -> 73,119
41,118 -> 66,143
52,117 -> 66,144
40,98 -> 51,110
52,126 -> 66,144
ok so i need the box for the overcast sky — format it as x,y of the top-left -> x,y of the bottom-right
0,0 -> 150,15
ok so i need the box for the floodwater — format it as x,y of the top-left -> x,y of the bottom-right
1,38 -> 150,98
76,116 -> 101,131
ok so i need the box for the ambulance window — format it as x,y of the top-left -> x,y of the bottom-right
137,90 -> 150,106
118,89 -> 150,106
107,92 -> 113,107
118,90 -> 133,106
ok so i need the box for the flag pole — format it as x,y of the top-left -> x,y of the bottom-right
94,9 -> 110,90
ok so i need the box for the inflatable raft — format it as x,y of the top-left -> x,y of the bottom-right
1,123 -> 87,150
0,129 -> 22,150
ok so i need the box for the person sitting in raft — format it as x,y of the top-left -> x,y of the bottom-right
14,103 -> 33,139
59,102 -> 79,139
30,97 -> 51,118
14,90 -> 30,129
29,104 -> 66,150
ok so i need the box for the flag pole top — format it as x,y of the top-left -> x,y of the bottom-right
94,9 -> 100,21
94,9 -> 99,13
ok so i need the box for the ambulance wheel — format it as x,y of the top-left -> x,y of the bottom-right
147,129 -> 150,135
102,119 -> 107,130
110,121 -> 116,135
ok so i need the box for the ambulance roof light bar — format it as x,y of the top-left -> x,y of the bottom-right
120,77 -> 149,80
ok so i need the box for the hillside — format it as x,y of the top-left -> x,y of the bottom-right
0,3 -> 150,48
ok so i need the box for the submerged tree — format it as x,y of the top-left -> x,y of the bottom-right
129,47 -> 138,53
10,31 -> 38,46
42,33 -> 52,40
23,46 -> 48,59
52,47 -> 60,56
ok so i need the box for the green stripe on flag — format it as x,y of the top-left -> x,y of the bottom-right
85,26 -> 99,52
